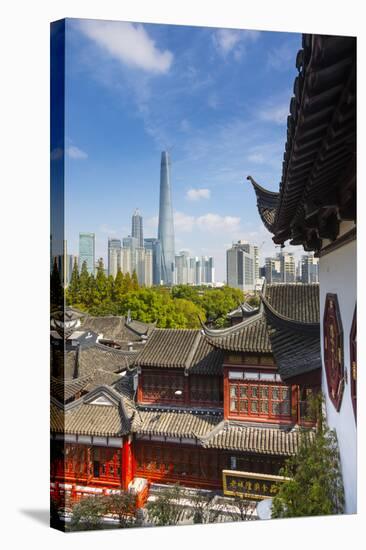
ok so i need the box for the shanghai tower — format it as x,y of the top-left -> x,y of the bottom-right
158,151 -> 175,285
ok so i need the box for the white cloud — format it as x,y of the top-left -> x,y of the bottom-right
247,153 -> 265,164
174,211 -> 195,232
186,188 -> 211,201
214,28 -> 260,59
67,145 -> 88,159
259,103 -> 289,125
78,20 -> 173,74
196,213 -> 240,232
267,42 -> 296,71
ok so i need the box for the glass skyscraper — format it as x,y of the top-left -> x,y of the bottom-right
158,151 -> 175,285
79,232 -> 95,275
131,209 -> 144,248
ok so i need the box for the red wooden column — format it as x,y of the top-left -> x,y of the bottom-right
122,436 -> 134,490
223,367 -> 229,420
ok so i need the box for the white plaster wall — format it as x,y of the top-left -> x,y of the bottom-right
319,237 -> 357,513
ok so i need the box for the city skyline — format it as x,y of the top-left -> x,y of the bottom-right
64,20 -> 304,280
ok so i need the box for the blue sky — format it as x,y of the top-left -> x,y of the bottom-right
64,18 -> 303,281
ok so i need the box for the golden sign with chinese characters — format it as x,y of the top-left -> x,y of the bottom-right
222,470 -> 291,500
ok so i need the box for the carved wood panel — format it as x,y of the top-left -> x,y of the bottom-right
323,293 -> 344,411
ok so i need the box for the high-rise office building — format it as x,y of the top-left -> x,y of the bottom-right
108,238 -> 121,278
301,253 -> 319,283
158,151 -> 175,285
201,256 -> 215,284
79,233 -> 95,275
131,209 -> 144,248
280,251 -> 296,282
226,240 -> 257,291
265,256 -> 281,283
144,238 -> 162,286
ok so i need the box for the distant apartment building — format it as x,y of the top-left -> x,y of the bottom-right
131,209 -> 144,248
120,247 -> 132,276
144,238 -> 162,286
174,252 -> 215,285
108,238 -> 121,278
301,253 -> 319,283
123,236 -> 138,274
135,247 -> 153,287
175,250 -> 190,285
226,240 -> 257,291
79,233 -> 95,275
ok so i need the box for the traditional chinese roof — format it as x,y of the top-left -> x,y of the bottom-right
265,283 -> 319,323
134,329 -> 223,374
248,34 -> 356,252
262,292 -> 322,380
50,342 -> 140,402
81,314 -> 154,345
202,311 -> 272,354
131,408 -> 314,456
201,283 -> 321,380
227,302 -> 259,319
132,409 -> 223,438
200,421 -> 315,456
51,385 -> 135,437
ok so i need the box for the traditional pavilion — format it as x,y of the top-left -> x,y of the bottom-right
51,283 -> 320,504
248,33 -> 356,513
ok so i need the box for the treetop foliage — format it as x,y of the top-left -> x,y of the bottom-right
64,260 -> 246,329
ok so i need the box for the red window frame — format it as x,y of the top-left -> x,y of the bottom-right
140,370 -> 185,405
227,380 -> 292,421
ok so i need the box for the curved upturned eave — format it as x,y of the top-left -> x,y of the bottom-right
199,309 -> 264,340
246,176 -> 279,232
260,292 -> 319,334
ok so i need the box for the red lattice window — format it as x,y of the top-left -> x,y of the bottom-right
190,375 -> 222,405
228,381 -> 291,420
141,371 -> 185,404
323,293 -> 344,411
350,305 -> 356,421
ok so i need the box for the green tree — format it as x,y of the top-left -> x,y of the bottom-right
271,395 -> 344,518
122,272 -> 132,294
103,492 -> 140,528
146,485 -> 185,526
113,269 -> 125,301
79,260 -> 90,304
96,258 -> 108,301
131,270 -> 139,291
67,257 -> 80,304
70,495 -> 108,531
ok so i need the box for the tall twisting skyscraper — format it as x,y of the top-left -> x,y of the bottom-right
131,209 -> 143,248
158,151 -> 175,285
